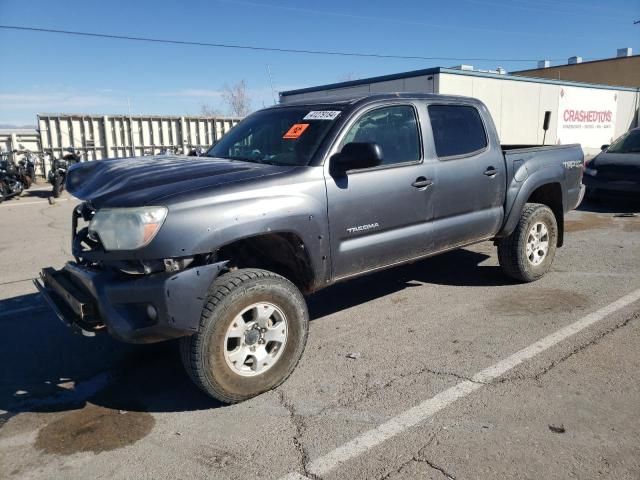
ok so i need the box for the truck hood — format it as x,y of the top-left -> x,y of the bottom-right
66,155 -> 290,207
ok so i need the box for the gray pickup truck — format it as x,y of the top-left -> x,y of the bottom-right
37,93 -> 584,403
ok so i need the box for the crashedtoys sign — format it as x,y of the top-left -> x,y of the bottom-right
557,86 -> 617,149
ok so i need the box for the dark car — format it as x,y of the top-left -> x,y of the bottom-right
583,128 -> 640,200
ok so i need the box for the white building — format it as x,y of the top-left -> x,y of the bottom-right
280,67 -> 640,157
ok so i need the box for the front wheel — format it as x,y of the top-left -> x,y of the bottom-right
52,175 -> 63,198
497,203 -> 558,282
180,268 -> 309,404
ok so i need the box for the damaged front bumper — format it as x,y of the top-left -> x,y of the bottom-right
34,260 -> 227,344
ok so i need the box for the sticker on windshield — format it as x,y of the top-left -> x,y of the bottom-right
283,123 -> 310,139
303,110 -> 341,121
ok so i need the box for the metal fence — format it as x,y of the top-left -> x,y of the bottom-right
1,114 -> 242,177
37,113 -> 241,160
0,129 -> 41,156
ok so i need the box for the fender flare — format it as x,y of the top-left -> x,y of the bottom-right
498,167 -> 566,243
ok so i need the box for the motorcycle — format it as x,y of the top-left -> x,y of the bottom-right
48,147 -> 83,198
13,146 -> 38,189
159,146 -> 180,155
187,145 -> 205,156
0,150 -> 25,203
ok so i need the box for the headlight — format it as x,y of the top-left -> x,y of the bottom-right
583,160 -> 597,176
89,206 -> 168,251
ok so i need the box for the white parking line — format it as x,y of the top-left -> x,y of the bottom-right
281,287 -> 640,479
0,198 -> 68,207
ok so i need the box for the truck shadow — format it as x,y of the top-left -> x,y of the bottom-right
0,294 -> 219,419
1,248 -> 501,418
308,248 -> 508,320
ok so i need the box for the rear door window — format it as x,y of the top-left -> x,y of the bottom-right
427,105 -> 487,158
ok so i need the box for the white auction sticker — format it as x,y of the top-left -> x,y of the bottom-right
303,110 -> 341,121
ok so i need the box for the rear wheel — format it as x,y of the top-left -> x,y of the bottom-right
180,268 -> 309,404
498,203 -> 558,282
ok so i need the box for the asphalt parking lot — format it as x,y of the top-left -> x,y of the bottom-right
1,185 -> 639,480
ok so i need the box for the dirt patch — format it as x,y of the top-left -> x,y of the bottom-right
565,215 -> 613,232
622,220 -> 640,233
489,288 -> 590,316
194,447 -> 237,468
35,404 -> 154,455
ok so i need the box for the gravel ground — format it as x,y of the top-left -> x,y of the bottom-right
0,185 -> 639,480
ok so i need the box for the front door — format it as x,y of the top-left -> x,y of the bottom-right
325,103 -> 435,280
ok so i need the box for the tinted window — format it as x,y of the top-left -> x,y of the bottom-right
339,105 -> 421,166
208,107 -> 343,166
607,130 -> 640,154
428,105 -> 487,158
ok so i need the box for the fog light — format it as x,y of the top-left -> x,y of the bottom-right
146,305 -> 158,321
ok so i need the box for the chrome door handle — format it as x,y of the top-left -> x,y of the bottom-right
412,177 -> 433,188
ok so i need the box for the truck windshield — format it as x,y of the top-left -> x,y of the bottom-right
606,130 -> 640,154
207,107 -> 343,166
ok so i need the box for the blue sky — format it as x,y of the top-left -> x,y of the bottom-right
0,0 -> 638,125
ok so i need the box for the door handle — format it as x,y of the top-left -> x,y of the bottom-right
484,167 -> 497,176
412,177 -> 433,188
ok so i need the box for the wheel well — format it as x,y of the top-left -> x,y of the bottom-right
527,183 -> 564,247
217,233 -> 315,294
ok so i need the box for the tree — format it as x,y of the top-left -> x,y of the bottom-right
222,80 -> 252,117
199,103 -> 221,116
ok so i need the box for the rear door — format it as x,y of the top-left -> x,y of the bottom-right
425,103 -> 506,251
325,103 -> 436,280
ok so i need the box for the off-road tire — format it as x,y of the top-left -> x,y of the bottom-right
497,203 -> 558,282
52,176 -> 63,198
180,268 -> 309,404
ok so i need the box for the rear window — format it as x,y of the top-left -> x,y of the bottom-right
427,105 -> 487,158
607,130 -> 640,154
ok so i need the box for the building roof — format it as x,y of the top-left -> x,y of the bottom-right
512,54 -> 640,74
280,66 -> 640,98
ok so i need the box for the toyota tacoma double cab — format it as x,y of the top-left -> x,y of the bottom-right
36,93 -> 584,403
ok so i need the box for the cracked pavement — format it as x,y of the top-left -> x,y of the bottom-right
1,193 -> 639,479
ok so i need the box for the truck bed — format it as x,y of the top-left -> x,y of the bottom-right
501,143 -> 584,216
501,144 -> 582,153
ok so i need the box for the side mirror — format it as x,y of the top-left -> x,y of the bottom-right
600,144 -> 609,151
330,142 -> 383,175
